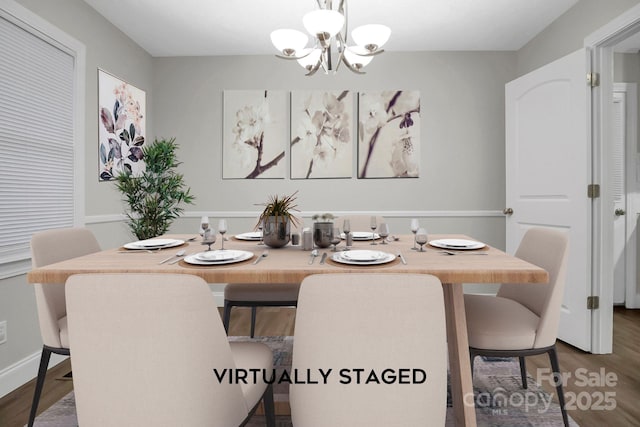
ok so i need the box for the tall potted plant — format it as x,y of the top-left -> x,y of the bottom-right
257,191 -> 300,248
115,137 -> 195,240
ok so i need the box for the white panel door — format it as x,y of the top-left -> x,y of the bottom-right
505,49 -> 592,351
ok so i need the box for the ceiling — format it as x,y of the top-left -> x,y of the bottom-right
82,0 -> 579,57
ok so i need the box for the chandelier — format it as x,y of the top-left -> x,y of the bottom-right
270,0 -> 391,76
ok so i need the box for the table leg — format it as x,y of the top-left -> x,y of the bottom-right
443,283 -> 477,426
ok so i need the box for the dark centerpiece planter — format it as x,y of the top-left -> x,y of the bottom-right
313,221 -> 333,249
263,216 -> 291,248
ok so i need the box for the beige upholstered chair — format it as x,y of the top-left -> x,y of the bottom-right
290,273 -> 447,426
66,273 -> 276,427
223,282 -> 299,337
28,227 -> 101,427
464,227 -> 570,427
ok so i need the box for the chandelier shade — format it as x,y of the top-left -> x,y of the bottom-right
296,48 -> 323,70
270,0 -> 390,76
352,24 -> 391,51
270,29 -> 309,57
302,10 -> 345,38
343,46 -> 374,69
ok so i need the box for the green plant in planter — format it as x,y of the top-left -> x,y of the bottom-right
257,191 -> 301,229
115,138 -> 195,240
256,191 -> 301,248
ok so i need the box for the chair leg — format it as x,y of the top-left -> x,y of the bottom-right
222,301 -> 232,335
469,351 -> 476,380
547,346 -> 569,427
263,383 -> 276,427
28,346 -> 52,427
518,356 -> 528,389
250,307 -> 257,338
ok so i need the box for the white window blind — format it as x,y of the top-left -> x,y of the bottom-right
0,13 -> 76,271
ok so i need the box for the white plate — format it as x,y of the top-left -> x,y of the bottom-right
340,232 -> 380,240
429,239 -> 486,250
332,251 -> 395,265
195,250 -> 245,262
184,250 -> 253,265
234,231 -> 262,241
340,250 -> 389,262
123,239 -> 184,250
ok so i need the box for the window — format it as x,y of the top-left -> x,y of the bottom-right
0,1 -> 85,278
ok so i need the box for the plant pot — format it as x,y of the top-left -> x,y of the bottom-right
263,216 -> 291,248
313,222 -> 333,248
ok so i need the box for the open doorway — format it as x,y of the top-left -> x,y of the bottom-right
611,79 -> 639,309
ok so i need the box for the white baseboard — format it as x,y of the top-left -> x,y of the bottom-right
0,350 -> 68,398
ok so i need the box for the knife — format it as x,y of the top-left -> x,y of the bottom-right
319,252 -> 327,264
309,249 -> 318,264
397,252 -> 407,265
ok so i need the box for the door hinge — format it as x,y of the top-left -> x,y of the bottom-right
587,72 -> 600,87
587,184 -> 600,198
587,296 -> 600,310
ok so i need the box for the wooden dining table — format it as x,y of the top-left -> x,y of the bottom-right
27,233 -> 548,427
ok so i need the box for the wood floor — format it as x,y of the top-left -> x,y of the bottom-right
1,306 -> 637,427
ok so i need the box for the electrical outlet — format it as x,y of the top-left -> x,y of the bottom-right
0,321 -> 6,345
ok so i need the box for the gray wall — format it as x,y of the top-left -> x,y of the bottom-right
517,0 -> 640,76
0,0 -> 154,385
153,51 -> 513,214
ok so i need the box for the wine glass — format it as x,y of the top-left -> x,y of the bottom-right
378,223 -> 390,244
343,219 -> 351,250
200,216 -> 210,236
202,227 -> 216,251
415,228 -> 428,252
330,227 -> 341,252
257,219 -> 265,246
410,218 -> 420,250
218,219 -> 227,250
370,216 -> 377,245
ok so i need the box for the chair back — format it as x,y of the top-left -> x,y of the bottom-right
290,273 -> 447,426
497,228 -> 569,348
66,273 -> 250,427
30,227 -> 101,348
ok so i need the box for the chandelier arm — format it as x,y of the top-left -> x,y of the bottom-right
345,47 -> 385,57
275,47 -> 315,61
275,54 -> 303,60
305,60 -> 322,77
341,56 -> 366,75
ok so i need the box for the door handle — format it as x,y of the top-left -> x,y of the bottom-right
615,209 -> 626,216
503,208 -> 514,215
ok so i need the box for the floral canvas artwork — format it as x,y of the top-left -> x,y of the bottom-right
358,91 -> 420,178
290,90 -> 354,179
223,90 -> 287,179
98,69 -> 146,181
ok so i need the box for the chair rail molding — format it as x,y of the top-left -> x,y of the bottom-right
85,210 -> 504,224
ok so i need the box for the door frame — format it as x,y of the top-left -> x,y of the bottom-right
586,3 -> 640,353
